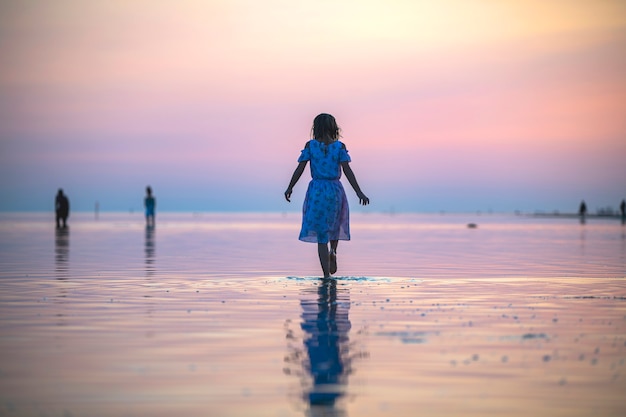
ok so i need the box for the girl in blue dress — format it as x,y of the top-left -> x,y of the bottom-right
285,113 -> 369,278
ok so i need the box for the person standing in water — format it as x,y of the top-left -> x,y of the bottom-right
285,113 -> 369,278
144,186 -> 156,227
579,200 -> 587,224
55,189 -> 70,228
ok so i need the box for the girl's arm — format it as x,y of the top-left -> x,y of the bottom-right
341,162 -> 370,205
284,161 -> 307,202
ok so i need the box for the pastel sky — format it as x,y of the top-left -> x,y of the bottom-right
1,0 -> 625,213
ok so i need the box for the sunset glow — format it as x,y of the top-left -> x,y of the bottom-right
1,0 -> 625,212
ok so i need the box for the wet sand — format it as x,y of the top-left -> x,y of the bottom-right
0,213 -> 624,416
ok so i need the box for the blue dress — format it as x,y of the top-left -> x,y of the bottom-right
298,140 -> 351,244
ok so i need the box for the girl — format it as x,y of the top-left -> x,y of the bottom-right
285,113 -> 369,278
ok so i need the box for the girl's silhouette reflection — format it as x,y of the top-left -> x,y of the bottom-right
285,278 -> 366,416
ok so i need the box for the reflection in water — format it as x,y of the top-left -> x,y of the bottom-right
579,225 -> 587,257
145,225 -> 155,276
620,223 -> 626,264
54,227 -> 69,280
286,279 -> 364,417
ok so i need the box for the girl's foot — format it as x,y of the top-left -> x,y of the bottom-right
329,249 -> 337,275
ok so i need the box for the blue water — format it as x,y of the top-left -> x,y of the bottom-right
0,212 -> 624,417
0,212 -> 623,279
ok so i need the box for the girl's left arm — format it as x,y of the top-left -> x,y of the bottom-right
284,161 -> 307,202
341,162 -> 370,205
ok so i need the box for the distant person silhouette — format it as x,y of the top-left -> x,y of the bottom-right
144,186 -> 156,227
620,199 -> 625,223
55,189 -> 70,228
579,200 -> 587,223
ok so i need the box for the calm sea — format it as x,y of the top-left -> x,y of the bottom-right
0,212 -> 625,416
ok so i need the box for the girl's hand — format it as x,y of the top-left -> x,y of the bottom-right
284,188 -> 293,202
358,193 -> 370,206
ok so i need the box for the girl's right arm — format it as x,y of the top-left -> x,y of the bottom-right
341,162 -> 369,205
284,161 -> 307,202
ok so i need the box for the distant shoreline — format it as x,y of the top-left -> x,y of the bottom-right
0,210 -> 624,220
529,212 -> 624,219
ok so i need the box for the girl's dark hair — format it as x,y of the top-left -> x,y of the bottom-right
311,113 -> 341,144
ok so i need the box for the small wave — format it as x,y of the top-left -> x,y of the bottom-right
375,330 -> 436,344
285,276 -> 393,282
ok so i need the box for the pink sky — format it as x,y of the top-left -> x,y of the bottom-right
1,0 -> 625,212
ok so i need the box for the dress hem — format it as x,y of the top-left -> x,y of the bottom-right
299,237 -> 351,244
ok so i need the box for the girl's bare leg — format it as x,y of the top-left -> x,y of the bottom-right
329,240 -> 338,274
317,243 -> 330,278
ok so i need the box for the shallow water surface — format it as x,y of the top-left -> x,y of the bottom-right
0,213 -> 624,416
